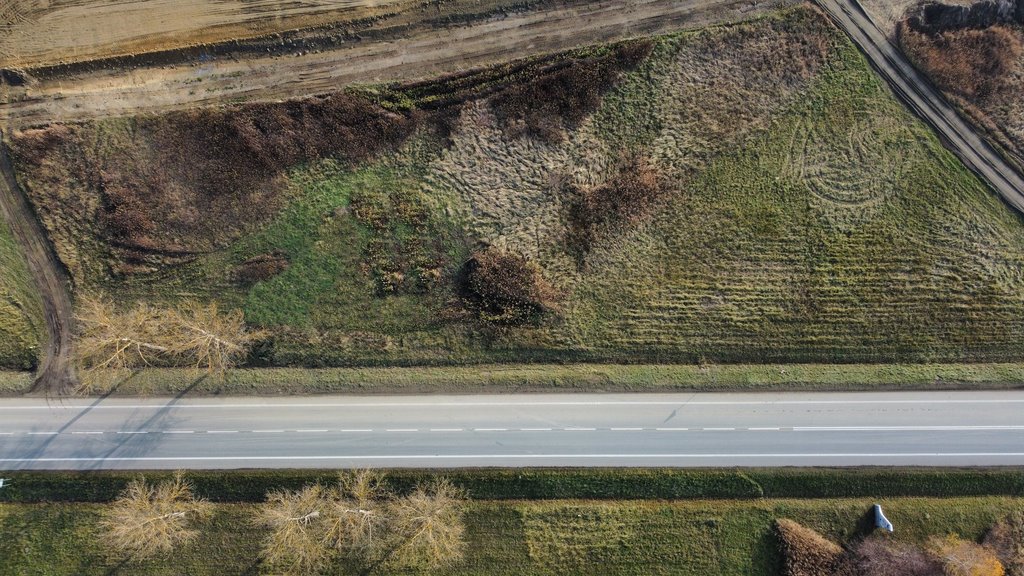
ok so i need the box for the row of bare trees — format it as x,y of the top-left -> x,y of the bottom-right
100,471 -> 466,574
74,294 -> 263,391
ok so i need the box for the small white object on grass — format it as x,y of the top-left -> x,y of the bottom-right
874,503 -> 894,533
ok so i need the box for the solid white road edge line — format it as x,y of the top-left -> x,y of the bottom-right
6,398 -> 1024,410
5,452 -> 1024,462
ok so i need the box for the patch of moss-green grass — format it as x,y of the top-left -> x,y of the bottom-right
564,36 -> 1024,363
0,214 -> 42,370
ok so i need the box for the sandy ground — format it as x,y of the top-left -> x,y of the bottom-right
0,0 -> 795,128
0,0 -> 416,68
858,0 -> 975,36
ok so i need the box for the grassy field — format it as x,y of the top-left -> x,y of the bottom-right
1,496 -> 1020,575
3,362 -> 1023,396
10,5 -> 1024,369
0,211 -> 42,370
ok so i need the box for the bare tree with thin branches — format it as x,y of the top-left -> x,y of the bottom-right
257,484 -> 332,576
388,478 -> 467,569
256,471 -> 467,574
74,294 -> 263,392
74,296 -> 168,372
168,300 -> 254,373
99,471 -> 212,559
325,469 -> 390,558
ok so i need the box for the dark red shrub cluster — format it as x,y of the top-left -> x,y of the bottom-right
848,537 -> 944,576
231,250 -> 290,286
457,248 -> 560,326
490,40 -> 653,143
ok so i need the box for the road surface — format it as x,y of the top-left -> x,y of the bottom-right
818,0 -> 1024,214
2,391 -> 1024,469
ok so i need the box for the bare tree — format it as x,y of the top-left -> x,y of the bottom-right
74,293 -> 263,392
165,300 -> 256,374
325,470 -> 390,558
74,296 -> 168,372
388,478 -> 467,569
100,471 -> 212,559
257,484 -> 332,576
256,472 -> 467,574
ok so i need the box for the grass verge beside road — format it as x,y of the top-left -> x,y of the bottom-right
0,496 -> 1020,575
2,468 -> 1023,575
3,362 -> 1023,396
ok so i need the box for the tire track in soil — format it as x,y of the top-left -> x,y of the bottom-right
0,131 -> 74,395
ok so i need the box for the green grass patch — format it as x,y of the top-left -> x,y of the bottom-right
5,468 -> 1024,504
1,496 -> 1021,575
0,214 -> 42,370
0,370 -> 32,393
38,363 -> 1024,397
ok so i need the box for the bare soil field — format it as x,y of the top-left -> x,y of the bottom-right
0,0 -> 414,68
10,5 -> 1024,371
0,0 -> 792,128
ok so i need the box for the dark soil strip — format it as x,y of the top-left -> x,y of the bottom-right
0,132 -> 74,394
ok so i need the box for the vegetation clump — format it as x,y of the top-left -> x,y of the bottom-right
849,537 -> 944,576
565,154 -> 664,262
928,535 -> 1006,576
985,511 -> 1024,575
231,250 -> 290,286
457,248 -> 560,326
258,471 -> 466,575
898,23 -> 1022,98
490,40 -> 653,143
775,518 -> 845,576
100,471 -> 212,560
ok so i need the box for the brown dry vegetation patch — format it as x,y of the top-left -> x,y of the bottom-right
776,518 -> 845,576
9,92 -> 417,277
898,23 -> 1023,98
985,511 -> 1024,575
490,40 -> 653,143
564,154 -> 665,263
848,537 -> 945,576
231,251 -> 290,287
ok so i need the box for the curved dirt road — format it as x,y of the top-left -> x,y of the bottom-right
0,133 -> 74,395
816,0 -> 1024,214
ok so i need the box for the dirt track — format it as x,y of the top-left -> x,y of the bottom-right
0,0 -> 412,68
0,132 -> 74,394
0,0 -> 792,128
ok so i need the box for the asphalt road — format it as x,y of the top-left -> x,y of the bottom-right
2,391 -> 1024,469
817,0 -> 1024,214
